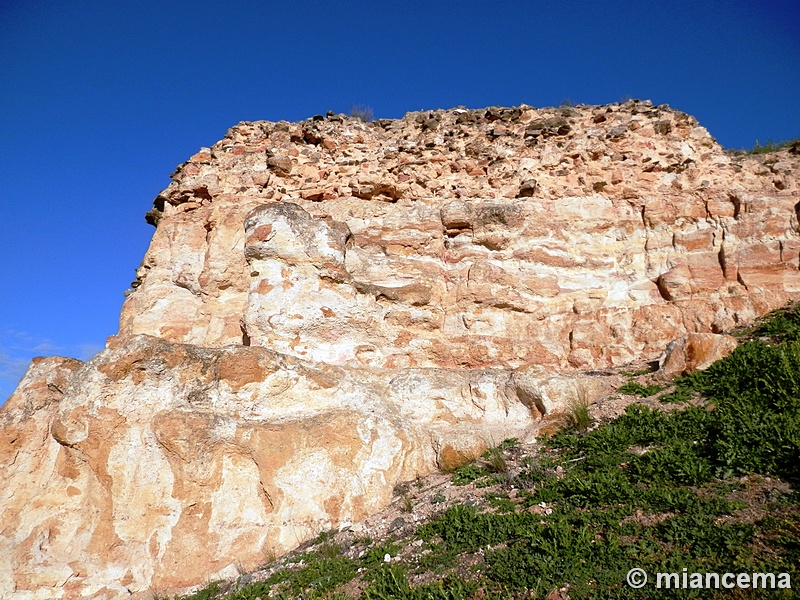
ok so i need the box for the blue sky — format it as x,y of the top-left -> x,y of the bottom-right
1,0 -> 799,402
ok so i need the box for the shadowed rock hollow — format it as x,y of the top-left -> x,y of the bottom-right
2,100 -> 799,599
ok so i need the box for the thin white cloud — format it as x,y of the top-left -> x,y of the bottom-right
0,349 -> 31,402
77,343 -> 105,361
33,341 -> 60,353
0,350 -> 30,381
0,331 -> 106,406
2,329 -> 63,355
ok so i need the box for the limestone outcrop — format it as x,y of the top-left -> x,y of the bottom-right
121,101 -> 800,369
1,100 -> 798,599
2,336 -> 543,599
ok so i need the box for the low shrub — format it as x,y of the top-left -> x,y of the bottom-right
350,104 -> 374,122
567,387 -> 591,431
748,138 -> 800,154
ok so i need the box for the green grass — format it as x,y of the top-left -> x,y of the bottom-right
451,464 -> 487,486
566,388 -> 591,431
747,138 -> 800,154
450,440 -> 518,486
258,546 -> 357,599
176,582 -> 221,600
620,367 -> 653,377
483,446 -> 509,474
394,482 -> 415,513
617,381 -> 663,397
171,304 -> 800,599
747,301 -> 800,342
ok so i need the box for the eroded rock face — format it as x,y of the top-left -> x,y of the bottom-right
2,101 -> 799,598
1,336 -> 540,598
120,101 -> 800,369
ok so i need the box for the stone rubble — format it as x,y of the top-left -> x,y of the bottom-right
123,100 -> 800,369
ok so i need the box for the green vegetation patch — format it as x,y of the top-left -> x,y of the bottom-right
617,381 -> 663,397
747,138 -> 800,154
415,306 -> 800,597
260,547 -> 358,598
748,301 -> 800,342
452,464 -> 488,486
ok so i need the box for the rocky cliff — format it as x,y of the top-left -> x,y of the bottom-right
2,100 -> 798,599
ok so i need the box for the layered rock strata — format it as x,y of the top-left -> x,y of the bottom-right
2,336 -> 561,599
123,101 -> 800,368
2,100 -> 799,599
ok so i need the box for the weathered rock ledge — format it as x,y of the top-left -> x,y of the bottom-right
2,101 -> 799,599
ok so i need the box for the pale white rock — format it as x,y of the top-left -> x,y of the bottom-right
1,336 -> 541,598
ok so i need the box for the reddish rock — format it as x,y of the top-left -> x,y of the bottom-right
660,333 -> 739,376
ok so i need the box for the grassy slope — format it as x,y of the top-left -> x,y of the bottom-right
169,304 -> 800,600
